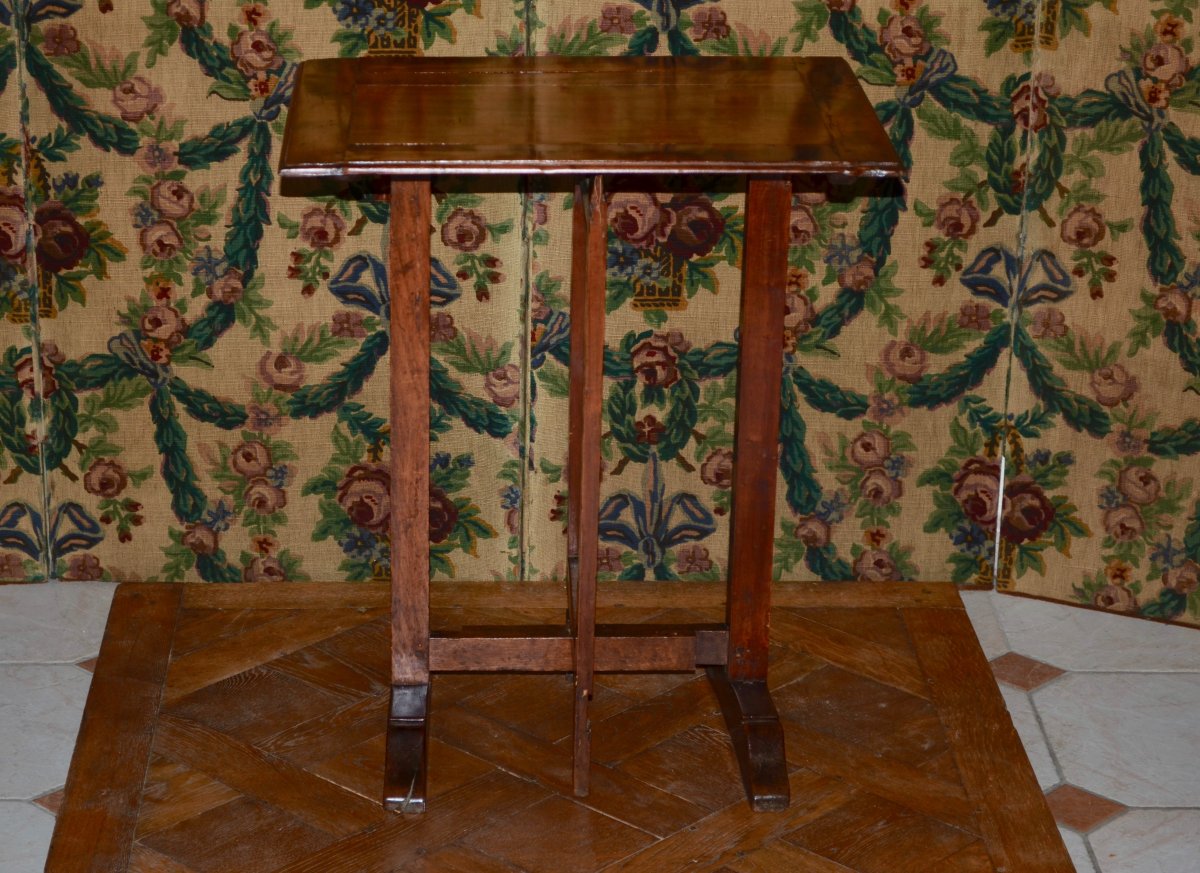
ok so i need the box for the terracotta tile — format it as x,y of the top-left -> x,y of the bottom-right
75,657 -> 98,674
1045,784 -> 1127,833
989,652 -> 1065,691
31,789 -> 64,816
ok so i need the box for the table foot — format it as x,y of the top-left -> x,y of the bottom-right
384,684 -> 429,814
706,667 -> 790,811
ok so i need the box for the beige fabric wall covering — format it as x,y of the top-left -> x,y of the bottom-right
0,0 -> 1197,628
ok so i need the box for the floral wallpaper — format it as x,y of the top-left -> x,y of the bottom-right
1,0 -> 1198,629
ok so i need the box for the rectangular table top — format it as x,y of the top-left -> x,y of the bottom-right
279,56 -> 904,179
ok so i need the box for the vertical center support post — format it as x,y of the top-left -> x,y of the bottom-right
567,175 -> 607,796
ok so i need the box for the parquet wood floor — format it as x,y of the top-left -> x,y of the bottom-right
47,582 -> 1073,872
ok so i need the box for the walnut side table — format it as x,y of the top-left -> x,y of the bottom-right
279,56 -> 903,814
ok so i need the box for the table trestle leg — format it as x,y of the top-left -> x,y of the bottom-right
711,176 -> 792,811
567,175 -> 607,797
384,178 -> 433,814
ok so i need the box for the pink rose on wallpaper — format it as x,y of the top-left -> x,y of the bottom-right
1090,364 -> 1139,407
1011,72 -> 1060,133
258,350 -> 306,393
337,463 -> 392,533
0,187 -> 28,261
140,221 -> 184,261
1103,504 -> 1144,542
243,555 -> 287,582
14,354 -> 57,398
1117,466 -> 1161,506
35,201 -> 90,272
952,456 -> 1001,527
838,256 -> 876,292
794,515 -> 830,548
609,192 -> 674,249
854,549 -> 900,581
1093,584 -> 1138,613
83,458 -> 129,498
789,204 -> 818,246
150,180 -> 195,221
700,448 -> 733,489
934,194 -> 980,240
299,207 -> 346,250
598,4 -> 636,34
631,334 -> 680,389
860,467 -> 902,507
207,268 -> 244,304
880,15 -> 928,63
881,340 -> 928,384
244,477 -> 287,514
231,440 -> 272,478
783,292 -> 815,352
182,524 -> 219,555
484,363 -> 521,408
231,29 -> 283,77
1154,286 -> 1191,323
1164,560 -> 1200,595
140,304 -> 186,343
112,76 -> 164,122
167,0 -> 205,27
1142,42 -> 1190,89
440,207 -> 488,252
848,430 -> 891,468
1060,205 -> 1105,249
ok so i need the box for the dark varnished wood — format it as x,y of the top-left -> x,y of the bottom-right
568,175 -> 607,796
278,55 -> 907,815
385,178 -> 433,813
48,582 -> 1074,872
46,586 -> 181,872
280,57 -> 906,180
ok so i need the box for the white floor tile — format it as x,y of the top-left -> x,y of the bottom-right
0,802 -> 54,873
0,582 -> 116,663
1059,826 -> 1098,873
959,591 -> 1010,660
992,595 -> 1200,672
1090,809 -> 1200,873
1033,673 -> 1200,807
0,665 -> 91,800
997,683 -> 1060,791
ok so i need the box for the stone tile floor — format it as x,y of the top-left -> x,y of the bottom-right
2,583 -> 1198,872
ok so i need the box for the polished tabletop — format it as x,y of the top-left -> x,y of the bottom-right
278,56 -> 904,179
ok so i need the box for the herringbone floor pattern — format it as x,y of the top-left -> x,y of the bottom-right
48,582 -> 1074,872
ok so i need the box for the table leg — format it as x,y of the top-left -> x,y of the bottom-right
384,178 -> 433,814
567,176 -> 607,797
710,176 -> 792,811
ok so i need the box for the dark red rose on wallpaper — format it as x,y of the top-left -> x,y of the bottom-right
1000,476 -> 1056,544
663,195 -> 725,259
429,485 -> 459,543
337,463 -> 392,533
34,201 -> 90,272
83,458 -> 129,498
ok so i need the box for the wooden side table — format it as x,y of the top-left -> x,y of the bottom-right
280,56 -> 903,814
